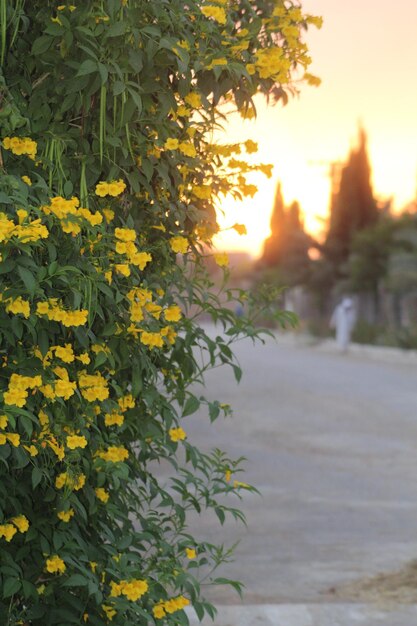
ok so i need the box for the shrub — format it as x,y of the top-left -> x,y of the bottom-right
0,1 -> 320,624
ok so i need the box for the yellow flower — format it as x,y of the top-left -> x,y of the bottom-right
201,5 -> 226,24
169,427 -> 187,442
102,208 -> 114,222
6,433 -> 20,447
115,227 -> 136,242
118,394 -> 135,411
130,251 -> 152,270
244,139 -> 258,154
184,92 -> 201,108
97,446 -> 129,463
0,415 -> 8,429
120,578 -> 148,601
153,604 -> 166,619
164,137 -> 179,150
77,352 -> 91,365
23,444 -> 38,457
102,605 -> 116,621
57,509 -> 74,522
114,263 -> 130,277
66,434 -> 87,450
186,548 -> 196,559
11,515 -> 29,533
89,561 -> 97,573
140,331 -> 164,349
3,136 -> 37,159
104,411 -> 124,427
45,555 -> 66,574
54,343 -> 75,363
169,236 -> 188,254
0,523 -> 17,542
21,175 -> 32,186
164,305 -> 182,322
95,180 -> 125,197
214,252 -> 229,267
178,141 -> 196,157
225,469 -> 232,482
232,223 -> 247,235
95,487 -> 110,503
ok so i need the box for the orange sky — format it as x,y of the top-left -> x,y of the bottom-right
214,0 -> 417,258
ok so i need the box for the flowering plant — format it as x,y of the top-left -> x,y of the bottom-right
0,1 -> 319,624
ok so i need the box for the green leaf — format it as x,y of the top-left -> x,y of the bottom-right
183,395 -> 200,417
32,466 -> 43,489
62,574 -> 89,587
0,192 -> 12,204
106,22 -> 127,37
76,59 -> 97,77
31,35 -> 53,56
3,577 -> 21,598
18,266 -> 37,297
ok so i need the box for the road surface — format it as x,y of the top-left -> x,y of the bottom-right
180,329 -> 417,622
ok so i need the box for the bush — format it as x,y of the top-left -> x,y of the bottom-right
0,1 -> 320,624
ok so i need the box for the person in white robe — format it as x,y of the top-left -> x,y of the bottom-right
330,296 -> 356,352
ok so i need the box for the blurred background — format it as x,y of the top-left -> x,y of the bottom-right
210,0 -> 417,348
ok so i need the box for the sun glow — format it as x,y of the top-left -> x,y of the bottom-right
213,0 -> 417,259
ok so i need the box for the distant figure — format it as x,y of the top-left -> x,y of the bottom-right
330,296 -> 356,352
235,303 -> 244,318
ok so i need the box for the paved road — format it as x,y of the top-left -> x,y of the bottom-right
183,330 -> 417,611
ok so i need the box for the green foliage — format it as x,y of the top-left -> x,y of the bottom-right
0,1 -> 320,624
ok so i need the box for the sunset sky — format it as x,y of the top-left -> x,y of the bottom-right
214,0 -> 417,257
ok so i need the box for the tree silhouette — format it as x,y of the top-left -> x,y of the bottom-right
261,183 -> 313,284
325,128 -> 378,268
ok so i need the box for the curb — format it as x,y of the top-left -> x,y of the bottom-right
275,332 -> 417,366
186,603 -> 417,625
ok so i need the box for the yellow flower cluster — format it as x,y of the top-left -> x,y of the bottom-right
0,212 -> 49,244
153,595 -> 190,619
3,295 -> 31,318
139,331 -> 164,349
117,394 -> 135,411
36,299 -> 88,327
57,508 -> 74,522
110,578 -> 148,601
95,487 -> 109,503
169,427 -> 187,442
200,5 -> 226,25
45,554 -> 66,574
95,179 -> 126,197
102,605 -> 116,620
96,445 -> 129,463
4,373 -> 42,407
192,185 -> 212,200
104,410 -> 124,427
55,471 -> 86,491
41,196 -> 103,236
164,304 -> 182,322
251,47 -> 290,80
3,136 -> 37,159
169,235 -> 188,254
66,434 -> 87,450
78,371 -> 109,402
0,432 -> 20,446
114,227 -> 152,270
40,367 -> 77,401
184,92 -> 202,108
0,515 -> 29,542
214,252 -> 229,267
